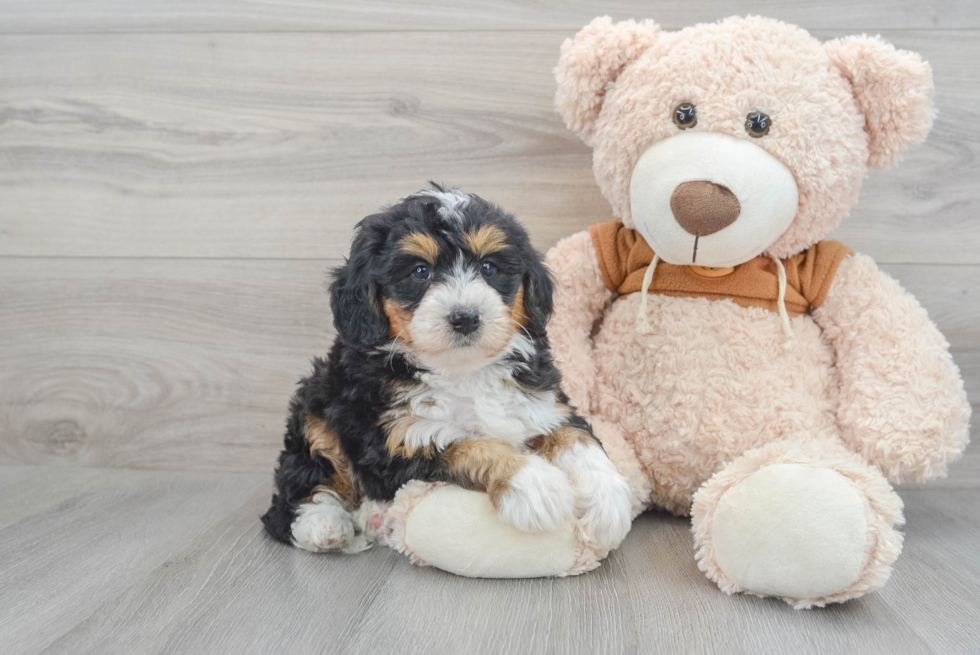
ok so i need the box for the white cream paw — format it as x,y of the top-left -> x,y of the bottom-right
290,492 -> 355,553
496,456 -> 575,532
707,464 -> 873,601
347,499 -> 391,554
557,443 -> 633,549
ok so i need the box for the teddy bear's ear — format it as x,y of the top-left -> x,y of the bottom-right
824,35 -> 935,169
554,16 -> 659,145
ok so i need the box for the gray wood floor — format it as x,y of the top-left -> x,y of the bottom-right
1,2 -> 978,654
1,465 -> 978,655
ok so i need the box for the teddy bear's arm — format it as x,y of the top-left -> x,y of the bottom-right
812,254 -> 971,483
545,230 -> 615,419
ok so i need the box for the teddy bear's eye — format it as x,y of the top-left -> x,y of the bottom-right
672,103 -> 697,130
745,111 -> 771,138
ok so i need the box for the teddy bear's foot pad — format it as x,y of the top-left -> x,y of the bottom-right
709,464 -> 869,600
382,482 -> 610,578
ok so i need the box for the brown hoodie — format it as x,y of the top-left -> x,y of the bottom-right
588,221 -> 853,317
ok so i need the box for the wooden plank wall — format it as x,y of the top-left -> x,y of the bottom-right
1,1 -> 977,478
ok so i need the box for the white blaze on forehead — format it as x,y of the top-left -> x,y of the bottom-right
629,132 -> 799,268
417,188 -> 470,223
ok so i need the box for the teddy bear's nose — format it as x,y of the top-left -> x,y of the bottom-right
670,181 -> 741,237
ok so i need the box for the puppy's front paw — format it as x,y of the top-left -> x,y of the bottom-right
496,456 -> 575,532
290,492 -> 354,553
558,443 -> 633,550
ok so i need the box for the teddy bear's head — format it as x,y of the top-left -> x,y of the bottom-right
555,16 -> 934,266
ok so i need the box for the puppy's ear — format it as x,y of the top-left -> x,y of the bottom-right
825,35 -> 934,169
330,215 -> 391,350
554,16 -> 659,145
521,248 -> 555,336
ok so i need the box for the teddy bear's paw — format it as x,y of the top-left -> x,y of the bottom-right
290,492 -> 355,553
704,463 -> 886,603
557,442 -> 633,549
496,456 -> 575,533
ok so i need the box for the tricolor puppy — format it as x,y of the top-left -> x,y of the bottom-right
261,186 -> 632,554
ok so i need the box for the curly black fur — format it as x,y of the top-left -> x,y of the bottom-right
261,185 -> 588,545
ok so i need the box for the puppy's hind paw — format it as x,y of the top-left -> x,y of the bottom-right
496,456 -> 575,533
348,499 -> 391,552
290,493 -> 355,553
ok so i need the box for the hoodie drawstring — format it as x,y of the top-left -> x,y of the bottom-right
771,256 -> 795,341
635,254 -> 660,335
634,254 -> 795,341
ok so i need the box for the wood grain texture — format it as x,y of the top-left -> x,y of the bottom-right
1,0 -> 978,33
1,466 -> 976,655
0,464 -> 150,529
880,489 -> 980,654
1,3 -> 978,652
0,257 -> 336,472
1,257 -> 975,476
0,467 -> 271,655
1,30 -> 978,263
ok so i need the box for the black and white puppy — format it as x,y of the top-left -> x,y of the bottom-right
261,186 -> 632,554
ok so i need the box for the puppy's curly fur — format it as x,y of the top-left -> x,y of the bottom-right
261,185 -> 632,554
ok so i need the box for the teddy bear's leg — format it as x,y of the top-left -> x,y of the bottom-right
380,481 -> 606,578
690,439 -> 904,609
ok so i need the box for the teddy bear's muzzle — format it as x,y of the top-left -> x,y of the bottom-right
629,132 -> 799,268
670,181 -> 741,237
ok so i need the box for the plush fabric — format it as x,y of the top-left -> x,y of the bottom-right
549,231 -> 968,606
691,439 -> 905,609
547,15 -> 970,608
556,15 -> 892,259
628,131 -> 801,267
711,465 -> 869,599
824,35 -> 935,170
382,481 -> 606,577
589,221 -> 852,316
814,255 -> 971,482
554,16 -> 660,146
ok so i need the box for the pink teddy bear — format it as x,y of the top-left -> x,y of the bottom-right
545,15 -> 971,608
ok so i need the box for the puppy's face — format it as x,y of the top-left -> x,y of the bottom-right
331,188 -> 553,375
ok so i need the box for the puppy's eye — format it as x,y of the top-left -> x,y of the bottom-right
745,111 -> 771,137
673,103 -> 697,129
480,261 -> 497,278
412,265 -> 430,280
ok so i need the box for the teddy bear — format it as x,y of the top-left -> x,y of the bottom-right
367,16 -> 969,603
536,15 -> 972,607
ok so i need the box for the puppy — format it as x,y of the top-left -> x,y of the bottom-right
261,186 -> 632,554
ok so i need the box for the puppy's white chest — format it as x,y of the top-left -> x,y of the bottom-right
400,366 -> 567,452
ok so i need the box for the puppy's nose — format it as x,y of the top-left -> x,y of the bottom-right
448,309 -> 481,335
670,181 -> 741,237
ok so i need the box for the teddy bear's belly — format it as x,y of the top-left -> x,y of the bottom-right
592,293 -> 840,514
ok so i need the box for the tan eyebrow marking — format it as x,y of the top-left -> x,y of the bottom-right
463,225 -> 507,259
399,232 -> 439,264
